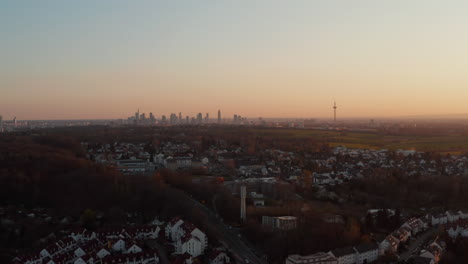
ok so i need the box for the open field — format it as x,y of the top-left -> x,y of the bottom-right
245,128 -> 468,153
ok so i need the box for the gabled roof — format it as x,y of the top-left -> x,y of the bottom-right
412,256 -> 433,264
331,246 -> 356,257
354,243 -> 378,253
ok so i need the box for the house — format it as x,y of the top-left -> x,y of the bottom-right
126,243 -> 143,254
353,244 -> 379,264
12,252 -> 42,264
446,219 -> 468,239
102,249 -> 160,264
402,217 -> 424,235
112,239 -> 127,252
458,210 -> 468,219
262,216 -> 298,231
431,214 -> 448,225
134,226 -> 160,239
166,218 -> 207,257
70,229 -> 96,242
391,228 -> 410,244
412,256 -> 435,264
379,235 -> 399,255
285,252 -> 338,264
209,249 -> 230,264
329,247 -> 357,264
419,239 -> 445,263
446,211 -> 460,223
313,173 -> 333,185
57,237 -> 76,252
250,192 -> 265,207
166,218 -> 185,242
96,248 -> 111,259
175,235 -> 204,257
181,222 -> 207,253
73,256 -> 94,264
172,253 -> 193,264
166,156 -> 192,170
420,215 -> 431,229
116,159 -> 155,173
40,244 -> 62,258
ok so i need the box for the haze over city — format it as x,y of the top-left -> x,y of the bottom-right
2,0 -> 468,120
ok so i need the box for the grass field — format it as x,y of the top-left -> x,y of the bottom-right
246,128 -> 468,153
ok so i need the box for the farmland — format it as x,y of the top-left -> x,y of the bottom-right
245,127 -> 468,153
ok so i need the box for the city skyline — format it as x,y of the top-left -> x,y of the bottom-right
3,1 -> 468,120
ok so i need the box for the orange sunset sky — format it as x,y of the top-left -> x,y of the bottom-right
2,0 -> 468,120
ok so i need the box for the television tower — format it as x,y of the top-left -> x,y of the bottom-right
333,101 -> 337,122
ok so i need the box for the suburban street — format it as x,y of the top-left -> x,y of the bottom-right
189,196 -> 268,264
399,227 -> 439,261
146,240 -> 170,264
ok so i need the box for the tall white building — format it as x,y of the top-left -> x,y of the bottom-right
240,185 -> 246,222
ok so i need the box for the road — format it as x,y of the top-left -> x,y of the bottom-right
146,239 -> 170,264
189,196 -> 268,264
399,227 -> 439,261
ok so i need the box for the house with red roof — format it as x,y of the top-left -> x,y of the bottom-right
209,249 -> 231,264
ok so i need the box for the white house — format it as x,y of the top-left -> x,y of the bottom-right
458,210 -> 468,219
112,239 -> 127,252
353,244 -> 379,264
74,247 -> 86,258
165,218 -> 185,242
40,244 -> 62,259
446,219 -> 468,239
126,244 -> 143,254
135,226 -> 160,239
446,211 -> 460,223
73,257 -> 90,264
209,250 -> 230,264
166,218 -> 208,257
176,235 -> 204,257
402,217 -> 424,235
96,248 -> 110,259
431,214 -> 448,225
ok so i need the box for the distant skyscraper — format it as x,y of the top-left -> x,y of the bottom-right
170,113 -> 178,124
140,113 -> 146,121
186,116 -> 189,123
218,109 -> 221,123
333,101 -> 337,122
205,113 -> 209,122
149,112 -> 155,122
197,113 -> 203,123
161,115 -> 167,123
13,116 -> 17,127
179,112 -> 182,122
135,109 -> 140,122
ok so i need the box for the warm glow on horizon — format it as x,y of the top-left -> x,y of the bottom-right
2,1 -> 468,120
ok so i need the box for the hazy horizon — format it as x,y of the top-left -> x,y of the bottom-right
2,1 -> 468,120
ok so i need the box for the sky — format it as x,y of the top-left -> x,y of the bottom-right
2,0 -> 468,120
